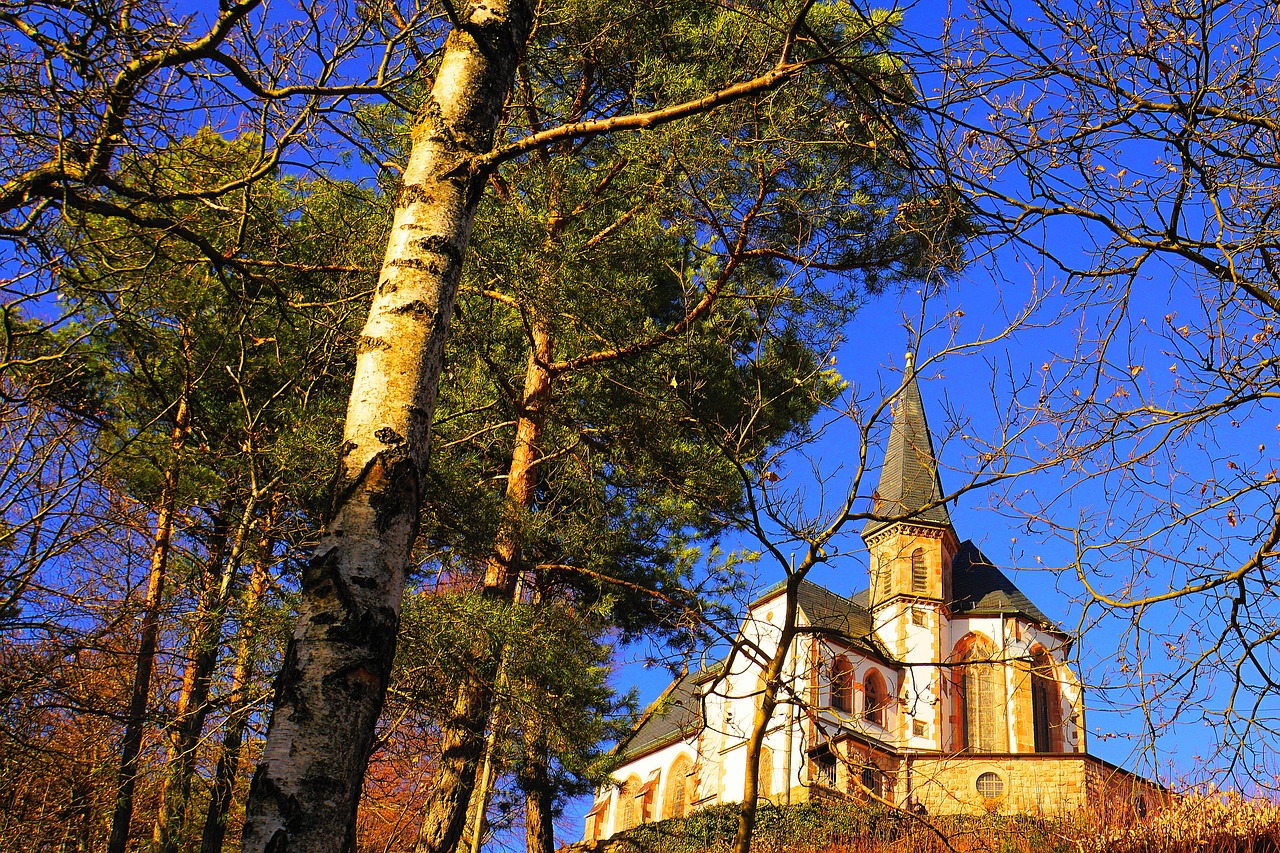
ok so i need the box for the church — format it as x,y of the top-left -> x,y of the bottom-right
583,360 -> 1161,842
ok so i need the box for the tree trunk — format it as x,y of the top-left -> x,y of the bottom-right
733,578 -> 799,853
59,757 -> 94,853
107,392 -> 191,853
520,721 -> 555,853
201,541 -> 272,853
154,497 -> 257,853
240,5 -> 536,850
152,512 -> 230,853
415,322 -> 553,853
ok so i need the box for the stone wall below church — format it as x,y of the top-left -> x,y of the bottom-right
905,754 -> 1163,817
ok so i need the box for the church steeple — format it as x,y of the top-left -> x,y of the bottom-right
863,351 -> 951,538
861,353 -> 958,615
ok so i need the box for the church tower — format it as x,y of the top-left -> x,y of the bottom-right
862,352 -> 958,605
861,354 -> 958,748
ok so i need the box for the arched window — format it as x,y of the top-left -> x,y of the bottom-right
759,746 -> 774,799
620,776 -> 641,830
1031,649 -> 1064,753
878,556 -> 891,598
664,755 -> 693,819
955,635 -> 1007,753
911,548 -> 927,594
831,656 -> 854,713
863,670 -> 888,728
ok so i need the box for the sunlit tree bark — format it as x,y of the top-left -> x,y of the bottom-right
240,3 -> 538,850
106,391 -> 190,853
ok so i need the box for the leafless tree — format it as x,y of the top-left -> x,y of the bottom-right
885,0 -> 1280,783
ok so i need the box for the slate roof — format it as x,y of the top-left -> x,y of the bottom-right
617,668 -> 704,759
949,540 -> 1055,627
863,359 -> 952,537
750,578 -> 880,651
794,580 -> 878,646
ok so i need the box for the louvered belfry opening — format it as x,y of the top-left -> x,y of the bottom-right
910,548 -> 927,594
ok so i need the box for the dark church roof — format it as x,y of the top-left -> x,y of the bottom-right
850,541 -> 1054,628
863,356 -> 952,537
617,667 -> 704,759
750,578 -> 881,653
949,540 -> 1054,627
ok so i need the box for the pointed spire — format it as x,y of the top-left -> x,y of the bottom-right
863,352 -> 951,537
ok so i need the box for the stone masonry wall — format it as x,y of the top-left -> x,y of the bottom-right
905,754 -> 1158,816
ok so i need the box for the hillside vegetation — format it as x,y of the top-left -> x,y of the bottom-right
571,796 -> 1280,853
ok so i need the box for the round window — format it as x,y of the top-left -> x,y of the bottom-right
975,772 -> 1004,799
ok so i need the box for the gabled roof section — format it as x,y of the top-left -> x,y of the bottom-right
750,578 -> 884,655
617,668 -> 703,760
863,356 -> 952,537
795,581 -> 877,646
950,540 -> 1054,628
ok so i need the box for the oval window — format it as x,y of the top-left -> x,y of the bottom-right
975,771 -> 1004,799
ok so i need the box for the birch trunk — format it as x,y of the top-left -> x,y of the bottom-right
240,4 -> 535,850
106,392 -> 191,853
201,542 -> 272,853
415,321 -> 553,853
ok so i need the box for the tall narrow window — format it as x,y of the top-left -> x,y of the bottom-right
958,636 -> 1007,753
878,556 -> 891,598
911,548 -> 927,594
813,752 -> 836,787
758,746 -> 774,799
831,657 -> 854,713
859,765 -> 886,798
620,777 -> 640,829
1031,650 -> 1063,753
664,755 -> 693,819
863,671 -> 887,728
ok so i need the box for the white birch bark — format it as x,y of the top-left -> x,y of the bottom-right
240,3 -> 536,851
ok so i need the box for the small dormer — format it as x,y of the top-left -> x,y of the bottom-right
862,353 -> 959,610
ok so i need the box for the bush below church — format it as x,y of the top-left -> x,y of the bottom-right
569,795 -> 1280,853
